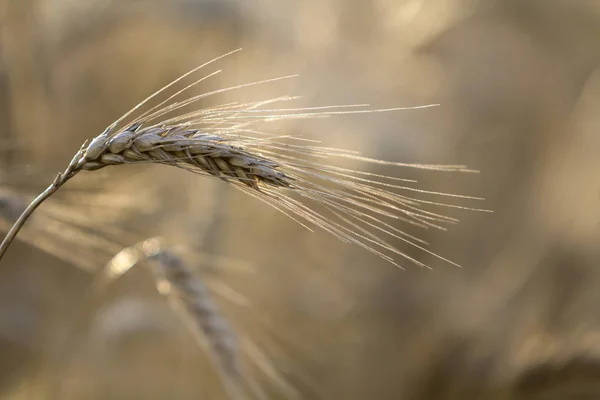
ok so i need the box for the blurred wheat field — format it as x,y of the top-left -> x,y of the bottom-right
2,0 -> 600,399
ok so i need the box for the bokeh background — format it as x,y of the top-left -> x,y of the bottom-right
2,0 -> 600,399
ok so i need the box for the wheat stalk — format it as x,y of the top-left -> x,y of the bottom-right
0,49 -> 488,268
0,174 -> 157,271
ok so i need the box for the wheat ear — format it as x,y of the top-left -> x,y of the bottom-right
101,238 -> 251,400
0,50 -> 487,268
148,246 -> 248,400
0,120 -> 296,261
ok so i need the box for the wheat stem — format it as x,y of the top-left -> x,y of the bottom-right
0,144 -> 86,262
0,177 -> 61,259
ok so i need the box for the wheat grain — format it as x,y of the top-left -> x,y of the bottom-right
0,50 -> 489,269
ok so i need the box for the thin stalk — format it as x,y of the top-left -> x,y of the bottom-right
0,175 -> 66,261
0,144 -> 84,262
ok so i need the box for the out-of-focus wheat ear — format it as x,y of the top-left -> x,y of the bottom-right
0,189 -> 27,224
0,187 -> 139,271
96,238 -> 254,400
144,243 -> 249,400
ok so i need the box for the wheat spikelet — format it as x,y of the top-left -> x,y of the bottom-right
0,49 -> 489,269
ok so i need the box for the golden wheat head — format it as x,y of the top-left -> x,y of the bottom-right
0,49 -> 489,269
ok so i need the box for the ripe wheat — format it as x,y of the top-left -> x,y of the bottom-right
102,237 -> 294,400
0,49 -> 488,269
149,245 -> 246,400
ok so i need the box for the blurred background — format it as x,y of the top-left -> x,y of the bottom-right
1,0 -> 600,399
